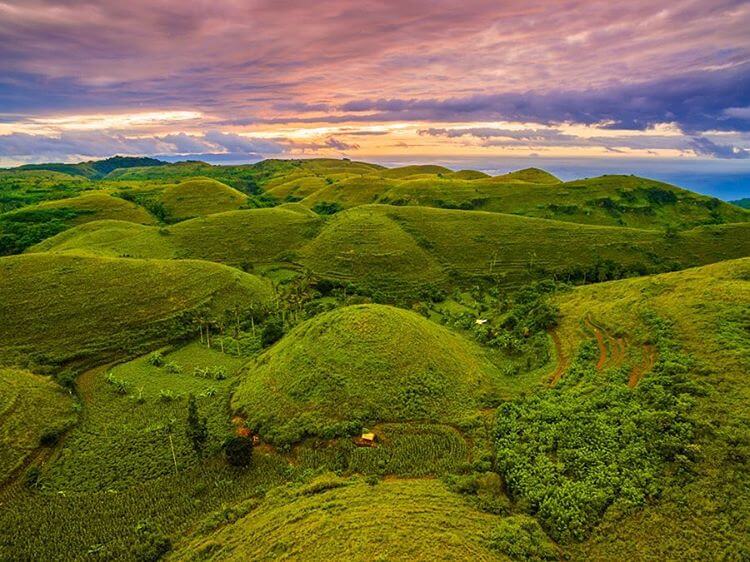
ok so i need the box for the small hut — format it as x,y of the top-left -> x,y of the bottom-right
354,430 -> 377,447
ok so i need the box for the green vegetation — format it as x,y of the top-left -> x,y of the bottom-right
0,254 -> 274,368
15,156 -> 166,179
0,156 -> 748,561
171,477 -> 508,561
232,304 -> 502,446
159,179 -> 249,222
0,367 -> 75,482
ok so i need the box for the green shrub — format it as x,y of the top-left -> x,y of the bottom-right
261,318 -> 284,347
147,351 -> 165,367
488,515 -> 557,561
224,436 -> 254,467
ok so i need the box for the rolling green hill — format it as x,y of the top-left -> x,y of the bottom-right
15,156 -> 165,179
232,304 -> 502,445
30,204 -> 750,296
0,254 -> 274,368
539,258 -> 750,559
0,367 -> 75,483
1,156 -> 749,562
170,476 -> 534,561
160,179 -> 249,221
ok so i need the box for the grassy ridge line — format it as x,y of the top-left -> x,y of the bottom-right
159,178 -> 249,221
29,205 -> 750,296
0,253 -> 274,368
2,192 -> 156,226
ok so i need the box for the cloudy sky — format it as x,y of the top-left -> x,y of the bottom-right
1,0 -> 750,197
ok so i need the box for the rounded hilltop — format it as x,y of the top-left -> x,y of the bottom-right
232,303 -> 501,446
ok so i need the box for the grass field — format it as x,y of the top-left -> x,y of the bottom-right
170,476 -> 519,561
0,253 -> 274,368
232,304 -> 503,446
0,367 -> 75,483
33,203 -> 750,299
43,342 -> 248,491
1,156 -> 749,561
160,179 -> 249,221
538,258 -> 750,558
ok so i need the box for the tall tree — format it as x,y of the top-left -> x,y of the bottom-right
186,395 -> 208,458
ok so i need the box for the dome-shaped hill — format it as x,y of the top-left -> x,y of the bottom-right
5,192 -> 156,225
451,169 -> 491,180
495,167 -> 561,184
298,205 -> 447,294
0,253 -> 274,367
299,174 -> 397,209
380,164 -> 453,179
28,220 -> 175,258
170,207 -> 323,264
232,304 -> 500,445
171,477 -> 509,561
160,178 -> 248,221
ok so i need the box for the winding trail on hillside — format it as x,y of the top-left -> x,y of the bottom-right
629,345 -> 657,388
585,317 -> 608,371
548,330 -> 568,385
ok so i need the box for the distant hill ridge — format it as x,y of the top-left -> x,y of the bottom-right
13,155 -> 166,178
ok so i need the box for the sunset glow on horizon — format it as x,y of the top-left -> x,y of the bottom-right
1,0 -> 749,196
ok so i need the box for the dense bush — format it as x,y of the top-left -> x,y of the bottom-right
224,436 -> 254,467
131,520 -> 171,562
261,317 -> 285,347
488,515 -> 558,560
311,201 -> 343,215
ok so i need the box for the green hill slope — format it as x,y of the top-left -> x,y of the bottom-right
169,207 -> 322,264
0,192 -> 156,255
298,206 -> 447,294
11,192 -> 155,225
29,220 -> 176,258
0,367 -> 75,483
15,156 -> 165,179
170,476 -> 523,562
232,304 -> 501,445
523,258 -> 749,558
160,179 -> 249,221
30,205 -> 750,296
0,254 -> 274,368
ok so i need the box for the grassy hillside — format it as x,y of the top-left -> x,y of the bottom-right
0,192 -> 155,256
731,197 -> 750,209
15,156 -> 165,179
31,204 -> 750,297
43,343 -> 247,491
298,206 -> 448,294
232,304 -> 502,445
29,220 -> 177,258
0,254 -> 274,368
170,476 -> 539,561
0,367 -> 75,483
170,207 -> 322,264
514,258 -> 749,558
160,179 -> 249,221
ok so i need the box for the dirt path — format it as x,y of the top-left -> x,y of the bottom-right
548,330 -> 568,385
585,317 -> 608,371
628,344 -> 656,388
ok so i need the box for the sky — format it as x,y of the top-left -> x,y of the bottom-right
1,0 -> 750,198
